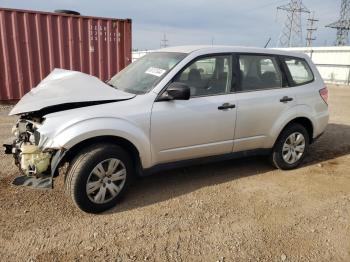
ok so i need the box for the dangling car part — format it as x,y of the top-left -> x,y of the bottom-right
3,117 -> 61,189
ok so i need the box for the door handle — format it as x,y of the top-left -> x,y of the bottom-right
218,103 -> 236,110
280,96 -> 293,103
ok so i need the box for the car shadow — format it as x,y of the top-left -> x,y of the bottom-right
106,156 -> 273,214
106,123 -> 350,214
303,123 -> 350,166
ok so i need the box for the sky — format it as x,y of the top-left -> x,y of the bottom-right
0,0 -> 341,50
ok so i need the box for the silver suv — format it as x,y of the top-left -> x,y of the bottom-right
4,46 -> 329,213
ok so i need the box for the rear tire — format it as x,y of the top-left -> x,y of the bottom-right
65,144 -> 133,213
271,123 -> 309,170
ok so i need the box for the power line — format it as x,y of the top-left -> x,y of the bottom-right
326,0 -> 350,46
276,0 -> 310,47
160,33 -> 169,48
306,12 -> 318,47
243,0 -> 288,12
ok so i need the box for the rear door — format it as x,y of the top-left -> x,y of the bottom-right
281,56 -> 320,107
233,54 -> 296,152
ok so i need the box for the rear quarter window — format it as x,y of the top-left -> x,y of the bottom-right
283,57 -> 314,85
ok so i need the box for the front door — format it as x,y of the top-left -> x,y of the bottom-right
151,54 -> 237,165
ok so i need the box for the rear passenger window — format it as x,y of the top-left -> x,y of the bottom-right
283,58 -> 314,85
238,55 -> 282,91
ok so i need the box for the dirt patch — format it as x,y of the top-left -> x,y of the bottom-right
0,86 -> 350,261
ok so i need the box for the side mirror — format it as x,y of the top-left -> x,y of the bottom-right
157,82 -> 190,101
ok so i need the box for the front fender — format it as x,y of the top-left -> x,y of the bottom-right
38,117 -> 152,168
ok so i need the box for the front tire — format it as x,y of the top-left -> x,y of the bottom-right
65,144 -> 133,213
271,123 -> 309,170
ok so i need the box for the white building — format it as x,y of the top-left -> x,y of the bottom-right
278,46 -> 350,85
132,50 -> 152,62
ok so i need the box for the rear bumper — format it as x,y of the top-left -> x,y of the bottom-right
312,131 -> 325,144
313,111 -> 329,140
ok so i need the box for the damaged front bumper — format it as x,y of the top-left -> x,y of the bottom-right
4,143 -> 66,189
4,118 -> 66,189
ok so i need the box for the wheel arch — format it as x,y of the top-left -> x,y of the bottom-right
275,117 -> 314,146
56,136 -> 142,177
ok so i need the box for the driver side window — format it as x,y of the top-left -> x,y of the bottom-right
173,55 -> 232,97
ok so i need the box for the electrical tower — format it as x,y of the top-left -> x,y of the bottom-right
277,0 -> 310,47
306,12 -> 318,47
326,0 -> 350,46
160,33 -> 169,48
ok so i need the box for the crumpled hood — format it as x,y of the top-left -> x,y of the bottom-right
10,69 -> 135,115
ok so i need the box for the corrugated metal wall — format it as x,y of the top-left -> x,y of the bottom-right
279,46 -> 350,85
0,8 -> 132,101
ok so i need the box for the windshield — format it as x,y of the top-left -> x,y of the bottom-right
108,52 -> 187,94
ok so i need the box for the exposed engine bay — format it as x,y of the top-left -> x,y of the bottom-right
4,116 -> 55,188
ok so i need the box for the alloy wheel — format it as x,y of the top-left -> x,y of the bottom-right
282,132 -> 306,164
86,158 -> 127,204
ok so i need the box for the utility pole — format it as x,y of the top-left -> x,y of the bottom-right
160,33 -> 169,48
277,0 -> 310,47
326,0 -> 350,46
306,12 -> 318,47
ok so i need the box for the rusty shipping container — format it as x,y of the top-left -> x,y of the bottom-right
0,8 -> 132,101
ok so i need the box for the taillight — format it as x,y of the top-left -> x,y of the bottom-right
319,87 -> 328,105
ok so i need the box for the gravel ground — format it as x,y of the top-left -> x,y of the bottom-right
0,85 -> 349,262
